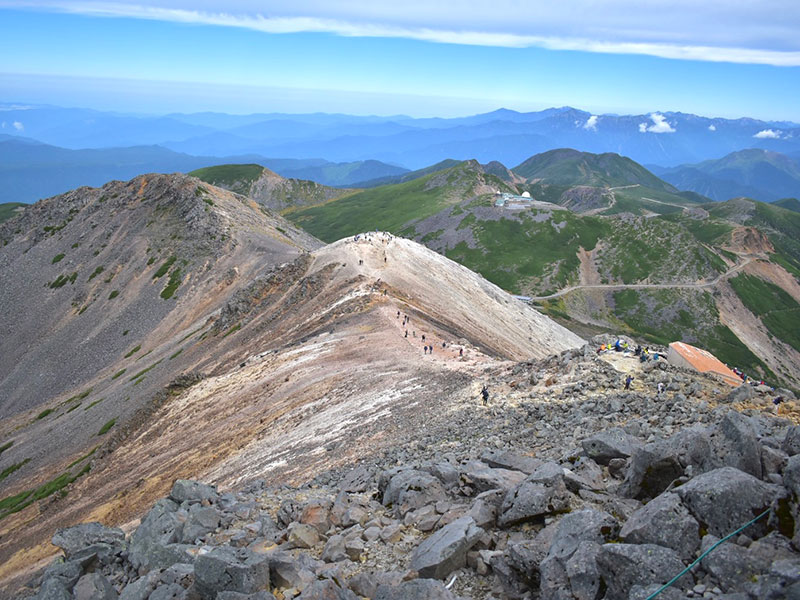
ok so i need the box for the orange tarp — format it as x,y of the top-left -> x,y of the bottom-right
667,342 -> 742,387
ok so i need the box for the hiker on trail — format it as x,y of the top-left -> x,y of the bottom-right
481,385 -> 489,405
635,345 -> 642,356
657,382 -> 665,395
421,334 -> 425,341
774,396 -> 784,414
413,331 -> 416,337
459,348 -> 463,357
397,311 -> 400,318
404,330 -> 408,338
614,340 -> 623,352
442,342 -> 446,349
423,345 -> 428,354
624,374 -> 634,390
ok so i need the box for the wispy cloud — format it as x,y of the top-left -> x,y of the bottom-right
638,113 -> 676,133
583,115 -> 599,131
3,1 -> 800,66
708,124 -> 716,131
753,129 -> 781,139
12,120 -> 23,131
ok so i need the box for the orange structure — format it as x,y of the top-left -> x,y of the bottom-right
666,342 -> 742,387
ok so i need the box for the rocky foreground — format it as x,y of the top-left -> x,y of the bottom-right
16,341 -> 800,600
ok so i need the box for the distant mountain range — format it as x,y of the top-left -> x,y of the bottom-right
651,149 -> 800,202
0,135 -> 406,203
2,103 -> 799,172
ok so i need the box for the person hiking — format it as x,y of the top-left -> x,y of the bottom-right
421,334 -> 426,342
774,396 -> 784,414
459,348 -> 463,357
657,382 -> 665,395
423,345 -> 428,354
624,374 -> 633,390
404,330 -> 408,338
481,385 -> 489,405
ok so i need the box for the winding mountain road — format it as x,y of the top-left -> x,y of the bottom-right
529,256 -> 755,301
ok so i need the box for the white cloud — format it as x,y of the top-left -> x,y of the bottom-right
4,1 -> 800,66
753,129 -> 781,138
583,115 -> 599,131
638,113 -> 676,134
12,121 -> 23,131
708,124 -> 716,131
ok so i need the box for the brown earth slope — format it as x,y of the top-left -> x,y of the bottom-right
0,184 -> 583,580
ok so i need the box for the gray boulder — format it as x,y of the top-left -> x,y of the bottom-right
424,463 -> 461,489
382,470 -> 447,517
41,558 -> 87,591
296,579 -> 358,599
620,426 -> 712,500
581,428 -> 641,465
713,410 -> 762,479
481,450 -> 544,474
193,547 -> 270,600
675,467 -> 778,538
179,504 -> 220,543
128,498 -> 182,571
72,573 -> 118,600
410,515 -> 483,579
148,584 -> 186,600
35,579 -> 72,600
119,572 -> 162,600
169,479 -> 219,505
722,384 -> 756,404
51,523 -> 125,559
785,454 -> 800,498
548,509 -> 619,560
498,465 -> 572,527
374,579 -> 458,600
460,460 -> 527,495
321,534 -> 348,563
619,492 -> 700,560
762,445 -> 789,478
783,427 -> 800,457
596,544 -> 686,600
348,571 -> 406,598
268,551 -> 318,590
338,465 -> 373,493
217,592 -> 277,600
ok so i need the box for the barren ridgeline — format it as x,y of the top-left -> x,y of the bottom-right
0,176 -> 583,589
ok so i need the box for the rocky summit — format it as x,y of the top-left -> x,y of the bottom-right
6,334 -> 800,600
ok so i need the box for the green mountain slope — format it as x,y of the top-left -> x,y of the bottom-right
0,202 -> 25,225
291,160 -> 516,240
353,159 -> 462,188
190,163 -> 353,212
513,148 -> 677,191
286,155 -> 799,388
774,198 -> 800,213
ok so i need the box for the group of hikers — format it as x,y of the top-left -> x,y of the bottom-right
396,310 -> 465,359
597,339 -> 664,363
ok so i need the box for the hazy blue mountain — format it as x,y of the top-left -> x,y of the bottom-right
655,149 -> 800,202
774,198 -> 800,212
4,103 -> 800,173
0,136 -> 405,202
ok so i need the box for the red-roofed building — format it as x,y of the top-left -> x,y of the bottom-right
666,342 -> 742,387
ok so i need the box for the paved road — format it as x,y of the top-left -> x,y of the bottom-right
529,256 -> 755,301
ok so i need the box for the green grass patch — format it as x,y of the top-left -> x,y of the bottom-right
108,290 -> 119,300
152,256 -> 177,279
160,268 -> 182,299
0,463 -> 92,521
0,441 -> 13,457
36,408 -> 54,420
190,164 -> 264,195
222,323 -> 241,338
730,273 -> 800,352
0,458 -> 30,482
202,197 -> 214,206
65,388 -> 93,404
0,202 -> 25,224
147,256 -> 156,266
51,253 -> 65,264
169,348 -> 183,360
111,368 -> 127,380
49,271 -> 78,288
128,359 -> 163,382
83,398 -> 104,411
66,402 -> 82,413
97,419 -> 116,435
124,344 -> 141,358
67,446 -> 98,469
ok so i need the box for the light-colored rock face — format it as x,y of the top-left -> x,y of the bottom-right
309,235 -> 584,361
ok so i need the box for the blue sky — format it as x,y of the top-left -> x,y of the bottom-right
1,1 -> 799,120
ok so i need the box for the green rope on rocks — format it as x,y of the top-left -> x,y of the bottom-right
645,507 -> 771,600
